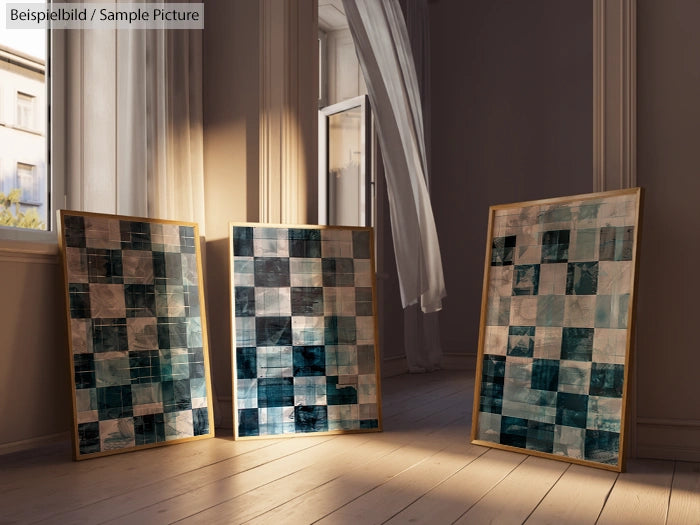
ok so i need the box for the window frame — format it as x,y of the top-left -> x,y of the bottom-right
0,23 -> 63,244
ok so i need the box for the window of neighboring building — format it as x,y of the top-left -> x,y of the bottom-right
17,162 -> 39,204
16,92 -> 36,131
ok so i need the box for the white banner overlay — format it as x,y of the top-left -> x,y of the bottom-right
6,3 -> 204,29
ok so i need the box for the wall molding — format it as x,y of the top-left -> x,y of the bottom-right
636,418 -> 700,462
593,0 -> 637,192
0,240 -> 59,265
0,431 -> 70,456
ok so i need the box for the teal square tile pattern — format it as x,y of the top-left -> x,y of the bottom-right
60,211 -> 214,459
231,224 -> 381,439
474,189 -> 641,470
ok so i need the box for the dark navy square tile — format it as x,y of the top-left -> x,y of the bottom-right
566,262 -> 599,295
236,347 -> 257,379
125,284 -> 156,317
291,287 -> 324,316
238,408 -> 259,437
561,328 -> 594,361
157,318 -> 188,349
492,235 -> 516,266
324,316 -> 356,345
120,220 -> 152,251
134,413 -> 165,445
162,379 -> 192,413
77,421 -> 100,454
526,420 -> 555,453
87,249 -> 124,284
63,215 -> 86,248
294,405 -> 328,433
192,407 -> 209,436
500,416 -> 528,448
233,227 -> 254,257
352,230 -> 371,259
74,353 -> 96,389
556,392 -> 588,428
97,385 -> 133,420
128,350 -> 161,384
258,377 -> 294,407
531,359 -> 560,391
589,363 -> 624,398
541,229 -> 570,263
254,258 -> 290,287
293,346 -> 326,376
93,319 -> 129,353
322,258 -> 355,287
69,283 -> 91,319
327,376 -> 358,405
235,286 -> 256,317
585,429 -> 619,464
255,317 -> 292,347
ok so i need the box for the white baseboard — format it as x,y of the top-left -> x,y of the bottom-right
635,417 -> 700,462
0,431 -> 70,456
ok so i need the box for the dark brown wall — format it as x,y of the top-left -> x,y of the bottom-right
429,0 -> 593,359
635,0 -> 700,459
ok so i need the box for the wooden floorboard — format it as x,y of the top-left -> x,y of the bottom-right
0,370 -> 696,525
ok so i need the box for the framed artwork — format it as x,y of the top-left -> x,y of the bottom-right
58,210 -> 215,460
471,188 -> 642,472
230,223 -> 382,439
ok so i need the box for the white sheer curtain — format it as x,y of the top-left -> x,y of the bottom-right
342,0 -> 446,314
66,0 -> 205,231
343,0 -> 445,371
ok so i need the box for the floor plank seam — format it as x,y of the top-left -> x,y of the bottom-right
377,447 -> 490,525
33,438 -> 329,523
522,462 -> 572,524
664,460 -> 677,525
593,470 -> 620,525
448,453 -> 529,524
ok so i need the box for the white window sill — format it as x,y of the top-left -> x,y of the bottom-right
0,227 -> 59,264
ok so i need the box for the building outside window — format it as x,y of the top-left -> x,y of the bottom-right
16,92 -> 35,130
0,20 -> 48,231
17,162 -> 39,204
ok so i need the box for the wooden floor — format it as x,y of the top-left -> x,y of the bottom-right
1,370 -> 699,524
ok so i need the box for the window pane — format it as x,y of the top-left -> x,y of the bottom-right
0,16 -> 48,231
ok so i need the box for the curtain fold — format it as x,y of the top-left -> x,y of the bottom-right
67,0 -> 205,232
342,0 -> 446,314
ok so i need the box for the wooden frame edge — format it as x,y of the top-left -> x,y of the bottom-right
58,209 -> 216,460
228,221 -> 383,440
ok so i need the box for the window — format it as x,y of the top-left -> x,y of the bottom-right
0,20 -> 51,235
16,92 -> 36,130
17,163 -> 39,203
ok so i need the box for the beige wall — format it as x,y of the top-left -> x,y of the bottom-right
0,249 -> 71,449
635,0 -> 700,461
429,0 -> 593,362
202,0 -> 318,427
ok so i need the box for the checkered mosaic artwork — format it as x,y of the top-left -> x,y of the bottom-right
472,189 -> 641,470
230,224 -> 381,438
59,211 -> 214,459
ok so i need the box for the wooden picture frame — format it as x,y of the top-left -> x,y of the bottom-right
230,223 -> 382,439
58,210 -> 215,459
471,188 -> 642,471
